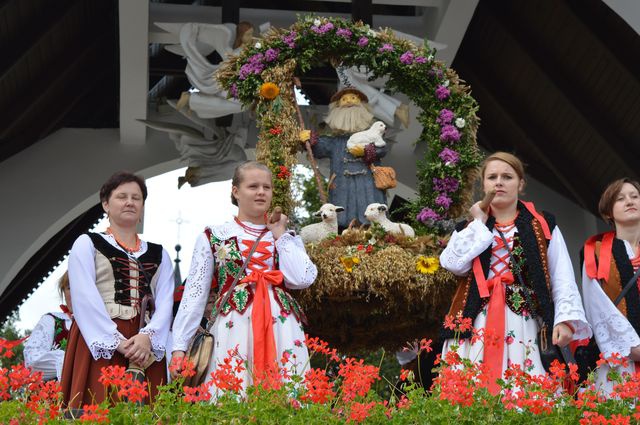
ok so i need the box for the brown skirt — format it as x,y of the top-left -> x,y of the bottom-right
60,317 -> 166,408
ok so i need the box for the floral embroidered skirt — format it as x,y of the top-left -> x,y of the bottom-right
442,306 -> 547,377
205,289 -> 310,396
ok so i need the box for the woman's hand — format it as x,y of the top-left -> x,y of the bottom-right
629,346 -> 640,361
552,322 -> 574,347
124,333 -> 152,365
116,339 -> 129,356
469,201 -> 489,223
267,211 -> 288,240
170,351 -> 186,380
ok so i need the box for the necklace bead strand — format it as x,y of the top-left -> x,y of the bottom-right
233,217 -> 269,238
106,227 -> 141,254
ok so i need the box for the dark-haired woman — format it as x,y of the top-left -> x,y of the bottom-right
582,178 -> 640,395
61,171 -> 174,407
439,152 -> 590,394
171,161 -> 317,394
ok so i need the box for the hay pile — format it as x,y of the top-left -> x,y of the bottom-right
293,229 -> 459,352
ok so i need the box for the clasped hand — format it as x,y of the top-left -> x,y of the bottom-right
117,333 -> 152,365
267,212 -> 289,240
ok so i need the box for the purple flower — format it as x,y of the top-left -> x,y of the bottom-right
400,51 -> 414,65
436,109 -> 454,125
357,36 -> 369,47
433,177 -> 460,193
439,147 -> 460,165
435,85 -> 450,101
230,83 -> 238,99
379,43 -> 394,53
435,194 -> 453,209
264,48 -> 280,62
440,124 -> 461,143
415,56 -> 428,64
336,28 -> 352,40
281,31 -> 297,49
238,60 -> 265,80
248,53 -> 264,64
312,22 -> 334,34
417,207 -> 440,223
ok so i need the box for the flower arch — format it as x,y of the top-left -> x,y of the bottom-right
218,16 -> 482,236
217,16 -> 482,350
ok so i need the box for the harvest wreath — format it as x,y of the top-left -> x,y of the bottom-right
217,16 -> 482,350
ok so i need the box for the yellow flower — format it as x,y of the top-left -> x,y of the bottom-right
259,82 -> 280,100
416,256 -> 439,274
340,256 -> 360,273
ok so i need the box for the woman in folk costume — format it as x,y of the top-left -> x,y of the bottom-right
171,161 -> 317,392
24,272 -> 73,381
61,171 -> 174,407
581,178 -> 640,394
439,152 -> 590,394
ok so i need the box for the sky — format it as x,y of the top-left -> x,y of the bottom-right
16,167 -> 237,332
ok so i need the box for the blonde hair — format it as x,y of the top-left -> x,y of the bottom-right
230,161 -> 272,206
58,271 -> 70,300
598,178 -> 640,226
482,151 -> 525,185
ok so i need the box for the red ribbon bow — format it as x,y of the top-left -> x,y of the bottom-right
242,269 -> 284,381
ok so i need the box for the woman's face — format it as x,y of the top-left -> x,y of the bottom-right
483,160 -> 524,210
611,182 -> 640,227
102,181 -> 144,227
232,168 -> 272,218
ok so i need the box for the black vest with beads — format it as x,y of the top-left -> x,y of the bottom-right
87,233 -> 162,318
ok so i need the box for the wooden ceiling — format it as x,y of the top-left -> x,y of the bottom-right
0,0 -> 119,163
452,0 -> 640,211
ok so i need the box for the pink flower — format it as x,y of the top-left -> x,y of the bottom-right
379,43 -> 394,53
400,51 -> 414,64
436,85 -> 450,101
357,37 -> 369,47
440,124 -> 461,143
506,335 -> 514,345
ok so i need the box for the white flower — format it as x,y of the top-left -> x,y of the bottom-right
443,79 -> 450,87
368,29 -> 377,37
428,55 -> 434,62
254,42 -> 262,49
215,241 -> 234,263
455,118 -> 466,128
313,19 -> 321,26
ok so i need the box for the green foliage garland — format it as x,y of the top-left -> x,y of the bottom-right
218,16 -> 482,233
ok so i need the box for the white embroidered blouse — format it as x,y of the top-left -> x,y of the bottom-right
439,218 -> 591,339
23,311 -> 72,380
582,239 -> 640,358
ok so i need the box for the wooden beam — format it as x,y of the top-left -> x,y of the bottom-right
118,0 -> 149,145
352,0 -> 372,25
221,0 -> 239,24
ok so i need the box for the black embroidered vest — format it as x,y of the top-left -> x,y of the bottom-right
441,202 -> 557,339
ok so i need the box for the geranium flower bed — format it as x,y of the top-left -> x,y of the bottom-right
3,323 -> 640,424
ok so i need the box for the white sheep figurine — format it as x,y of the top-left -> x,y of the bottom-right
300,203 -> 345,244
364,203 -> 415,238
346,121 -> 386,150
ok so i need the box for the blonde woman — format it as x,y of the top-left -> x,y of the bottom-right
439,152 -> 590,394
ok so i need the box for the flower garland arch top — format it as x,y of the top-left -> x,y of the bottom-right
217,16 -> 481,235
